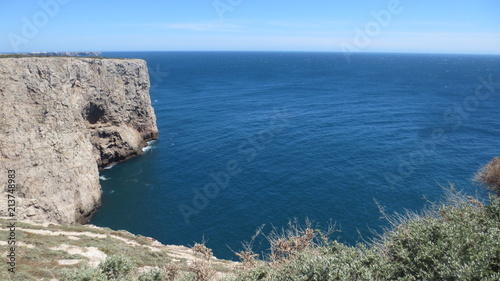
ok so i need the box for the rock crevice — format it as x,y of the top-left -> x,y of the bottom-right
0,57 -> 159,224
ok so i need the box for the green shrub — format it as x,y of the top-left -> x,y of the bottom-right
60,266 -> 108,281
177,272 -> 196,281
99,255 -> 134,280
230,193 -> 500,281
382,195 -> 500,281
232,243 -> 386,281
137,268 -> 167,281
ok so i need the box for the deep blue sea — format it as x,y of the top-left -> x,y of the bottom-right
90,52 -> 500,260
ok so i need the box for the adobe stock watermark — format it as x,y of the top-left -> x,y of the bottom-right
384,75 -> 500,189
149,64 -> 170,91
7,0 -> 71,52
179,107 -> 292,224
213,0 -> 243,20
340,0 -> 410,63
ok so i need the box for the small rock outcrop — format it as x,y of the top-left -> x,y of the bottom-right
0,57 -> 159,224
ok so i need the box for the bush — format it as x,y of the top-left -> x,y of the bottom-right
60,266 -> 108,281
230,193 -> 500,281
475,157 -> 500,195
137,268 -> 167,281
191,260 -> 216,281
382,195 -> 500,280
99,255 -> 135,280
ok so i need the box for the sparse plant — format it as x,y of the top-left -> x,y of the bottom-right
137,267 -> 167,281
475,157 -> 500,195
233,224 -> 264,268
60,266 -> 108,281
191,260 -> 216,281
235,250 -> 259,269
164,263 -> 180,281
192,242 -> 213,261
99,255 -> 134,280
177,272 -> 196,281
266,219 -> 318,264
190,239 -> 216,281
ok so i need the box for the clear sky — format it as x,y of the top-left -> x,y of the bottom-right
1,0 -> 499,54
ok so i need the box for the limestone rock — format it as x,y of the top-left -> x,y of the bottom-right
0,57 -> 159,224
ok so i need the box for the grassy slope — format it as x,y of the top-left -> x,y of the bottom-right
0,220 -> 237,281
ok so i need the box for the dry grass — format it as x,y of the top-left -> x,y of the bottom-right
233,224 -> 264,269
191,260 -> 216,281
192,242 -> 213,261
164,263 -> 180,281
269,228 -> 315,264
264,219 -> 337,265
190,241 -> 217,281
475,157 -> 500,195
235,250 -> 259,268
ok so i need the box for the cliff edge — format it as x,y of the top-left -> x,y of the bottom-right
0,57 -> 159,224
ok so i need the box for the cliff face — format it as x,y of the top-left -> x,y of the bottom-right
0,57 -> 159,224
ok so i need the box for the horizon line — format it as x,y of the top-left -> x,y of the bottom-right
2,50 -> 500,56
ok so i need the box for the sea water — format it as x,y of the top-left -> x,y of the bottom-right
91,52 -> 500,260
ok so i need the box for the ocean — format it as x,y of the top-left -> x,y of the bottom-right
90,51 -> 500,260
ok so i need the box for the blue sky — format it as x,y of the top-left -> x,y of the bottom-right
1,0 -> 499,54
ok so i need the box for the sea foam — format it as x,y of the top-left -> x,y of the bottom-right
142,140 -> 157,153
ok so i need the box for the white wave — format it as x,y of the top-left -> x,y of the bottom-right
142,140 -> 158,153
99,175 -> 110,181
104,163 -> 116,170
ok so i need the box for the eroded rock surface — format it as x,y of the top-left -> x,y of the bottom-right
0,57 -> 158,224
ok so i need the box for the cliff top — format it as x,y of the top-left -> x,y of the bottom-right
0,54 -> 128,59
0,218 -> 238,280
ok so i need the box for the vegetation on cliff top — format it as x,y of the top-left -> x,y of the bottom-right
3,157 -> 500,280
0,220 -> 235,281
228,191 -> 500,281
57,188 -> 500,280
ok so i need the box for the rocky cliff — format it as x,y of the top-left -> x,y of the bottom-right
0,57 -> 159,224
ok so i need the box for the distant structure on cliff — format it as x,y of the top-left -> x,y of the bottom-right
3,51 -> 102,57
